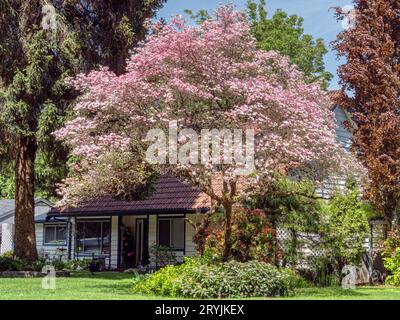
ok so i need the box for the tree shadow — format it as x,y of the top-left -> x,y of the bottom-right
69,271 -> 137,281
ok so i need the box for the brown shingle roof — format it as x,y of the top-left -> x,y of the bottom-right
49,175 -> 211,216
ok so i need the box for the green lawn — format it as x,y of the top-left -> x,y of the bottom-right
0,272 -> 163,300
287,286 -> 400,300
1,272 -> 400,300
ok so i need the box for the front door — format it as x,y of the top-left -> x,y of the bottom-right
135,219 -> 147,266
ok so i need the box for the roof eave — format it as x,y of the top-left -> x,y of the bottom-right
48,207 -> 210,218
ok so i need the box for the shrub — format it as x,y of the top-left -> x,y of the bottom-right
149,245 -> 177,267
0,255 -> 17,271
133,257 -> 297,298
0,252 -> 87,272
133,264 -> 183,297
51,259 -> 67,271
384,249 -> 400,286
30,258 -> 47,272
0,253 -> 47,272
320,178 -> 372,270
383,228 -> 400,258
64,259 -> 91,271
194,208 -> 278,264
382,228 -> 400,285
1,251 -> 14,259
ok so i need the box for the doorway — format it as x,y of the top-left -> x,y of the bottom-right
135,218 -> 148,266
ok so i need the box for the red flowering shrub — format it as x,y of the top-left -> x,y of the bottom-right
194,208 -> 280,263
383,228 -> 400,258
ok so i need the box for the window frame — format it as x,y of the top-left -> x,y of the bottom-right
75,219 -> 111,258
157,217 -> 185,251
43,223 -> 68,246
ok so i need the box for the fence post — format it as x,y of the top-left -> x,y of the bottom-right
0,223 -> 15,255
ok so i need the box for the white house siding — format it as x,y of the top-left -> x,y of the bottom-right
148,215 -> 157,249
185,213 -> 202,257
148,214 -> 184,265
146,213 -> 203,266
110,216 -> 119,268
316,106 -> 354,198
334,106 -> 352,152
0,200 -> 56,256
42,213 -> 205,269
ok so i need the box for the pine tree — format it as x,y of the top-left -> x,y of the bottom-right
0,0 -> 165,260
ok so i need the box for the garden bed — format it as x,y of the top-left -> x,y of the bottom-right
0,270 -> 70,277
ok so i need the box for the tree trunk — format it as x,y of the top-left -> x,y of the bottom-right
14,136 -> 38,261
222,203 -> 233,262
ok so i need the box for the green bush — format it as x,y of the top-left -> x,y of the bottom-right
320,178 -> 372,270
0,253 -> 47,272
0,252 -> 87,272
63,259 -> 91,271
384,247 -> 400,286
31,259 -> 47,272
133,258 -> 297,298
134,264 -> 183,296
0,255 -> 17,271
51,259 -> 67,271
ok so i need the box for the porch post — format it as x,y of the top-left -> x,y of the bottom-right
117,216 -> 122,269
67,218 -> 72,260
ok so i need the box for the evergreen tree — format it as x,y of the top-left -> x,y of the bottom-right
0,0 -> 165,260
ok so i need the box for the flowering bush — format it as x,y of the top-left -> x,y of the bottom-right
383,228 -> 400,258
193,208 -> 279,263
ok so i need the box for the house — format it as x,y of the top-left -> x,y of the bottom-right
48,175 -> 211,269
0,198 -> 66,257
0,104 -> 358,268
315,104 -> 354,199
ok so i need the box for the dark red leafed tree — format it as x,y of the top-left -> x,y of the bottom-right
333,0 -> 400,226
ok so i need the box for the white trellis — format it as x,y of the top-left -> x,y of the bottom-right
0,223 -> 14,255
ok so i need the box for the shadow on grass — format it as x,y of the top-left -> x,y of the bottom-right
295,286 -> 368,298
69,271 -> 137,281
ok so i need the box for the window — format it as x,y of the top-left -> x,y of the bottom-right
158,218 -> 184,250
44,224 -> 67,245
76,220 -> 111,256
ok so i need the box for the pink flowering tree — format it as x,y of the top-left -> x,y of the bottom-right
56,5 -> 358,261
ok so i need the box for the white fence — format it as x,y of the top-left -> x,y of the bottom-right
0,223 -> 14,255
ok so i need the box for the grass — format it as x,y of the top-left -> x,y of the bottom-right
288,286 -> 400,300
0,271 -> 164,300
1,271 -> 400,300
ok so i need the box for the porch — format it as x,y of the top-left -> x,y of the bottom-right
47,175 -> 211,269
55,213 -> 202,270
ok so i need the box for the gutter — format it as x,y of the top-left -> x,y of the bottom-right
47,207 -> 210,218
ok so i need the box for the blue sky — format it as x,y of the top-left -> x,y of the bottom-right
156,0 -> 353,90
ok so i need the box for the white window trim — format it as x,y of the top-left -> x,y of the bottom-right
43,224 -> 67,246
158,218 -> 185,251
